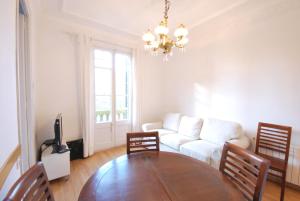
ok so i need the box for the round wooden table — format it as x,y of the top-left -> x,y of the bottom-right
78,151 -> 245,201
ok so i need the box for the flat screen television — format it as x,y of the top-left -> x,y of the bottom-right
53,113 -> 67,153
54,113 -> 63,147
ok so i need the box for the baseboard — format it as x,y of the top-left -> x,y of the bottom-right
268,176 -> 300,191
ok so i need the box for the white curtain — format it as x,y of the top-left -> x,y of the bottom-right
131,49 -> 142,132
77,34 -> 94,157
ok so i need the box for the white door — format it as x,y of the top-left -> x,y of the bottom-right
92,47 -> 133,151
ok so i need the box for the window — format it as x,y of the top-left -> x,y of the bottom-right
94,48 -> 132,123
115,53 -> 131,121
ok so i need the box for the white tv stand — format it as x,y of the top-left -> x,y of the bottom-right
41,144 -> 70,181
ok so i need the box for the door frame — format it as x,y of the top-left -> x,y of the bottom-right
91,42 -> 133,151
16,0 -> 35,171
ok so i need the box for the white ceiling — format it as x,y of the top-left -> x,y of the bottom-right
41,0 -> 249,36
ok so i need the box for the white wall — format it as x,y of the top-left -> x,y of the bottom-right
35,17 -> 81,146
163,0 -> 300,145
0,0 -> 21,198
138,52 -> 165,123
34,14 -> 164,146
0,0 -> 19,168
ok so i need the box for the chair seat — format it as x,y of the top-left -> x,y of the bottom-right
258,153 -> 286,172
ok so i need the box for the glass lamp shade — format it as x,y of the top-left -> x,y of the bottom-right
176,37 -> 189,46
155,24 -> 169,35
174,24 -> 188,38
151,40 -> 159,49
142,30 -> 155,42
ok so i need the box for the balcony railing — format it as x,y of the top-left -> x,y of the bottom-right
96,109 -> 128,122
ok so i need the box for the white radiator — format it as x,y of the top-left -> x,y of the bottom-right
286,145 -> 300,186
259,145 -> 300,186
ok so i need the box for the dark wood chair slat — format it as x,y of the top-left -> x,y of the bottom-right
127,132 -> 159,154
255,122 -> 292,201
220,143 -> 270,201
3,162 -> 55,201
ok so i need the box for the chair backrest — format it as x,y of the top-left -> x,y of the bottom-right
4,162 -> 55,201
220,143 -> 270,201
255,122 -> 292,164
127,132 -> 159,154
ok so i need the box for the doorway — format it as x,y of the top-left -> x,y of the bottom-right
92,46 -> 133,151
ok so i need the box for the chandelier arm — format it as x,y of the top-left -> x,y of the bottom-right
164,0 -> 170,19
142,0 -> 188,58
174,44 -> 183,48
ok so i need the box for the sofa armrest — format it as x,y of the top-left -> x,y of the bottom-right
227,135 -> 251,150
142,122 -> 163,131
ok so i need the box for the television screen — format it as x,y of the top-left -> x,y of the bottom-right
54,113 -> 63,147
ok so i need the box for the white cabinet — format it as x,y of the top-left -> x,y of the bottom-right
41,144 -> 70,181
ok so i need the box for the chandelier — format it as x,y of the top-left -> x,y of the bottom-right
142,0 -> 189,61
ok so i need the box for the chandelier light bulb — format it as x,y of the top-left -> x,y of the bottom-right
155,22 -> 169,35
174,24 -> 188,38
142,30 -> 155,42
176,37 -> 189,46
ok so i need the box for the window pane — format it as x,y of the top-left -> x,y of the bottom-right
95,95 -> 112,123
95,68 -> 111,95
116,95 -> 129,121
115,53 -> 131,96
115,53 -> 131,121
94,49 -> 112,68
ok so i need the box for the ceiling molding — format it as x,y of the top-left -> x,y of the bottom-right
189,0 -> 299,32
60,10 -> 141,38
186,0 -> 300,50
189,0 -> 250,30
59,10 -> 140,38
60,0 -> 141,38
41,0 -> 296,38
58,0 -> 250,35
39,0 -> 140,39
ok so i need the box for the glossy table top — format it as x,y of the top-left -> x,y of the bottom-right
78,151 -> 244,201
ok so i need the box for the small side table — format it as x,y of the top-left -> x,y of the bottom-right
41,144 -> 70,181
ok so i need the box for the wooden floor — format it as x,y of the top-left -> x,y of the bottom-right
50,146 -> 300,201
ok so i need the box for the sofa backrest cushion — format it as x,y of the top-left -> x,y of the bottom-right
178,116 -> 203,140
163,113 -> 182,131
200,118 -> 242,145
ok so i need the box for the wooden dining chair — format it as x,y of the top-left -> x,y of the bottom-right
255,122 -> 292,201
220,142 -> 270,201
4,162 -> 55,201
127,132 -> 160,154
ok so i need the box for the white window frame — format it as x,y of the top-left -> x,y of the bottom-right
92,43 -> 133,127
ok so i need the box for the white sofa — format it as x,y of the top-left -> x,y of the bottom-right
142,113 -> 250,169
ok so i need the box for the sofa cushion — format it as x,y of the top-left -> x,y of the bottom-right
142,122 -> 163,131
180,140 -> 222,164
160,134 -> 194,150
178,116 -> 203,140
163,113 -> 181,131
200,118 -> 242,145
149,129 -> 177,137
227,135 -> 250,149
